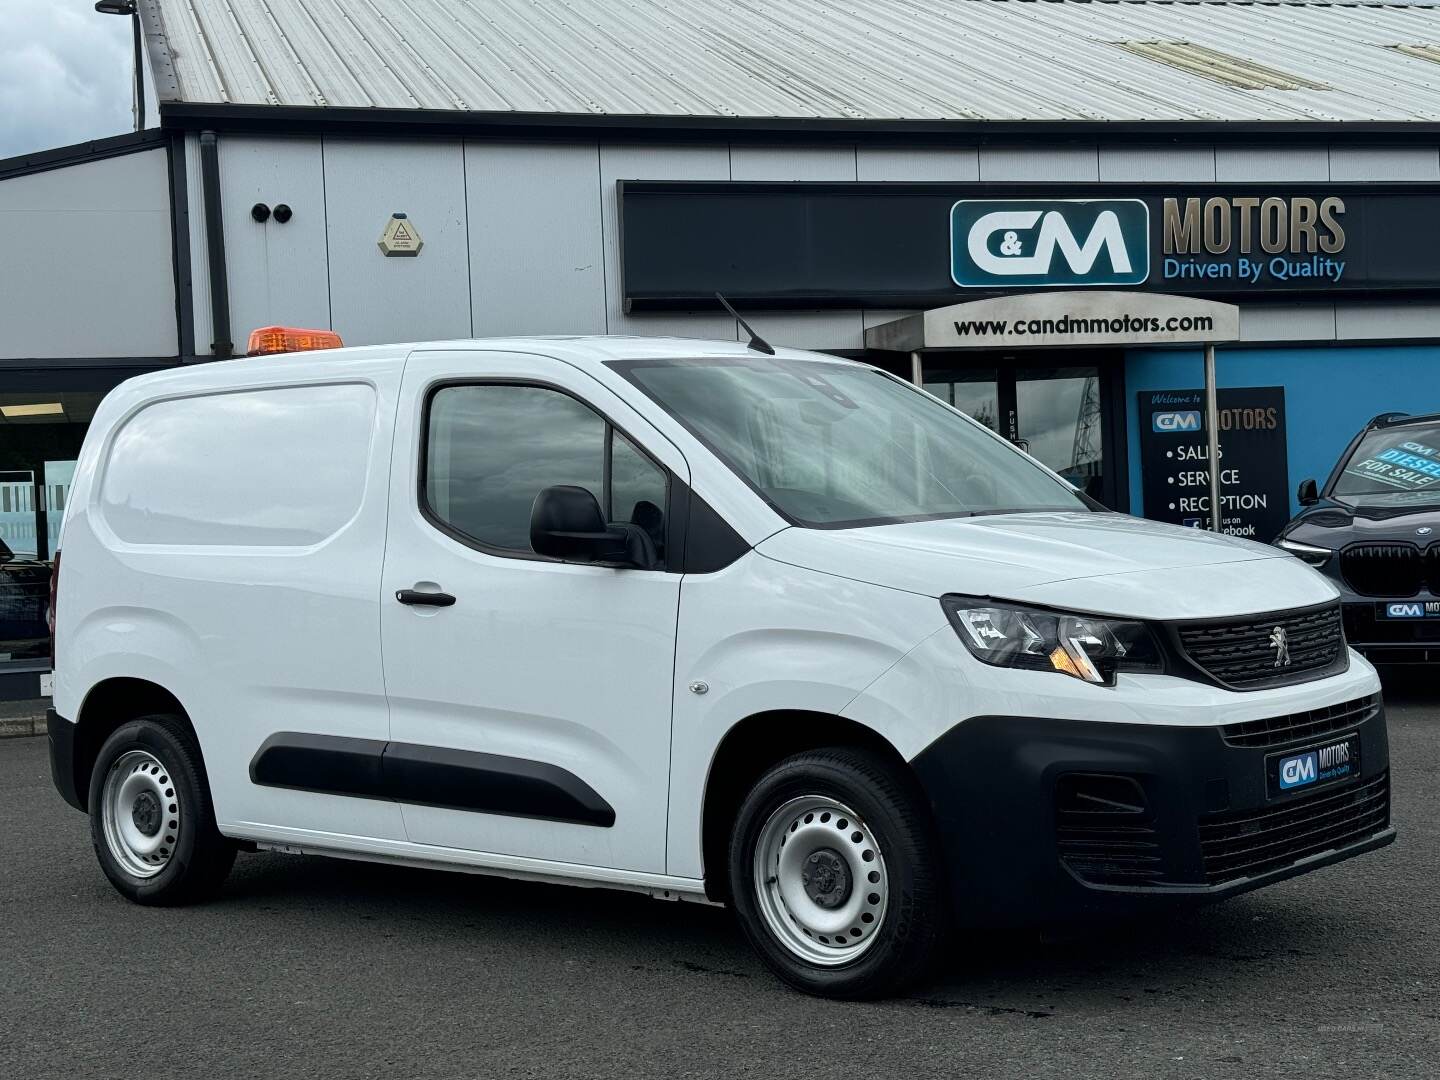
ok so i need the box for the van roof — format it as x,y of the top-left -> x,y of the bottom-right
118,335 -> 860,396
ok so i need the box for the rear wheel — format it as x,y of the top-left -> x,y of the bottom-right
728,747 -> 946,998
88,715 -> 236,905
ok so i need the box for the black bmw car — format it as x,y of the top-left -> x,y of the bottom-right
1275,411 -> 1440,664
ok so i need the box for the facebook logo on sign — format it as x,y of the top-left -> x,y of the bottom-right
1153,410 -> 1202,433
1279,751 -> 1318,790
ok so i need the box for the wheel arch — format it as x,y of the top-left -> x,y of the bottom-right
699,710 -> 913,903
70,677 -> 194,813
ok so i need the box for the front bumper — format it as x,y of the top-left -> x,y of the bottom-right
911,703 -> 1393,927
1341,600 -> 1440,663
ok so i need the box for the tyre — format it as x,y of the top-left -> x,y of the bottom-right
728,746 -> 946,999
87,714 -> 236,905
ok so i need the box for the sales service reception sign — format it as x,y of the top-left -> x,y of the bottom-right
1138,387 -> 1290,541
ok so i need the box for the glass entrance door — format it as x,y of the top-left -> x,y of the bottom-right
923,368 -> 999,433
0,470 -> 38,561
1015,366 -> 1105,502
42,459 -> 77,560
914,352 -> 1122,510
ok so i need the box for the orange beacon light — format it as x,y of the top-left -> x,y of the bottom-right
246,326 -> 344,356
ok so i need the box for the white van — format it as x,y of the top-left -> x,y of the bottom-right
47,332 -> 1393,998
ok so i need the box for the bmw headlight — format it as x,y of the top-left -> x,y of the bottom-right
1276,537 -> 1332,567
941,597 -> 1161,685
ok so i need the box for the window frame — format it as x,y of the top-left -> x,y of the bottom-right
416,378 -> 674,568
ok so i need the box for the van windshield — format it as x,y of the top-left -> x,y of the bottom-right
613,356 -> 1090,528
1332,421 -> 1440,508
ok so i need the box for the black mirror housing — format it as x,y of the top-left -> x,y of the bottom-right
1297,478 -> 1319,506
530,485 -> 655,569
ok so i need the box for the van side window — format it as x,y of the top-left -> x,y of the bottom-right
100,383 -> 376,547
423,384 -> 667,562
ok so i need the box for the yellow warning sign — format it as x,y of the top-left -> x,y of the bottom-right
378,213 -> 423,257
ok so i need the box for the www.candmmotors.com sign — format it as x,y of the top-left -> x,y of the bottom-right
618,182 -> 1440,309
864,292 -> 1239,351
951,200 -> 1150,288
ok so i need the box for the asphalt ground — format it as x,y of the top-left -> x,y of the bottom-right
2,676 -> 1436,1080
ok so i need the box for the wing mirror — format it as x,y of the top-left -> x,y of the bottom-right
1297,478 -> 1319,506
530,485 -> 656,569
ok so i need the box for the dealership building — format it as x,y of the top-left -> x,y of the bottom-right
6,0 -> 1440,696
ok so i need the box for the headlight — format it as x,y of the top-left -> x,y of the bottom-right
940,597 -> 1161,685
1276,537 -> 1332,567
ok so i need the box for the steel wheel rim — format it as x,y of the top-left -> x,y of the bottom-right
101,750 -> 180,879
752,795 -> 890,967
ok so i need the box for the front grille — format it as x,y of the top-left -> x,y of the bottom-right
1055,773 -> 1166,885
1428,546 -> 1440,593
1220,694 -> 1379,750
1176,603 -> 1345,689
1198,771 -> 1389,885
1340,543 -> 1423,597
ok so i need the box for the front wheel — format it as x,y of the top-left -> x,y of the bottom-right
728,747 -> 946,998
88,715 -> 236,905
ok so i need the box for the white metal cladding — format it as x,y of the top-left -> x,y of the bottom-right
0,149 -> 178,359
322,140 -> 472,346
190,134 -> 1440,351
218,136 -> 331,337
144,0 -> 1440,122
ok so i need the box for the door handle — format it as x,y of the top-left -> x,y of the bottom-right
395,588 -> 456,607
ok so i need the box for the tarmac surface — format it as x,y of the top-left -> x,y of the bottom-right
2,675 -> 1436,1079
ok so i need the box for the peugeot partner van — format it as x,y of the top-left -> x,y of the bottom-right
47,333 -> 1393,998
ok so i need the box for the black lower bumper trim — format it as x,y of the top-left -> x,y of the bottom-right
47,709 -> 84,813
911,711 -> 1392,927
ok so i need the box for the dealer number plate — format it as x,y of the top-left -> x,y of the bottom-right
1378,601 -> 1440,619
1267,733 -> 1361,798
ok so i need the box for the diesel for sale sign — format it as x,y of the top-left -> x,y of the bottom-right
1139,387 -> 1290,541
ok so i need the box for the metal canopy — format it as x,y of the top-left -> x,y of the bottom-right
865,292 -> 1241,352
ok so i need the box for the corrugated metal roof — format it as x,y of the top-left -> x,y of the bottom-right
1113,40 -> 1333,91
141,0 -> 1440,123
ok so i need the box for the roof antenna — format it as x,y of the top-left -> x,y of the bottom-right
715,292 -> 775,355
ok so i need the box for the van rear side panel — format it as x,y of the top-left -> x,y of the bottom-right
55,356 -> 406,841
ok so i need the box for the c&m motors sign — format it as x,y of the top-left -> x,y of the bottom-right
618,181 -> 1440,309
948,196 -> 1347,290
950,200 -> 1150,288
